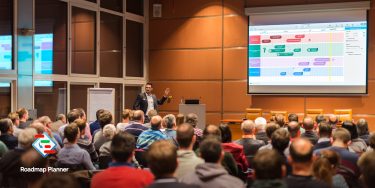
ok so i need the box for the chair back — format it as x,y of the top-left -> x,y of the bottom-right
245,108 -> 262,120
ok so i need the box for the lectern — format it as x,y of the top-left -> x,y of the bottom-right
179,104 -> 206,130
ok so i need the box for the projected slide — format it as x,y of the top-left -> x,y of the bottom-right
248,21 -> 367,93
0,35 -> 12,70
34,34 -> 53,74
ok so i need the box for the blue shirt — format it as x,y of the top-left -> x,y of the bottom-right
125,123 -> 149,139
136,129 -> 167,150
57,143 -> 96,170
164,129 -> 178,146
90,120 -> 101,136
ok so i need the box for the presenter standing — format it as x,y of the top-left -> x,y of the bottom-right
133,83 -> 170,122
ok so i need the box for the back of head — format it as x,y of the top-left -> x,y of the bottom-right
177,123 -> 195,148
67,109 -> 81,124
241,120 -> 255,135
111,132 -> 135,162
275,114 -> 285,127
358,151 -> 375,188
74,119 -> 86,133
266,122 -> 280,138
150,115 -> 162,130
16,108 -> 28,119
289,138 -> 313,163
121,109 -> 132,120
98,110 -> 113,129
132,110 -> 144,123
185,113 -> 198,128
271,128 -> 290,154
146,140 -> 177,178
253,149 -> 284,180
203,124 -> 221,141
328,115 -> 338,125
41,174 -> 80,188
200,137 -> 222,163
320,149 -> 340,167
318,122 -> 332,138
315,114 -> 326,124
0,118 -> 12,133
303,117 -> 314,131
312,156 -> 332,186
103,124 -> 116,140
333,128 -> 351,144
38,116 -> 52,126
341,121 -> 358,139
287,121 -> 300,138
356,118 -> 369,136
254,117 -> 267,131
8,112 -> 19,124
163,114 -> 176,129
75,108 -> 86,120
64,123 -> 79,143
147,109 -> 158,119
219,124 -> 232,143
176,113 -> 185,126
56,114 -> 66,122
18,128 -> 37,149
29,121 -> 45,134
95,109 -> 105,120
288,113 -> 299,122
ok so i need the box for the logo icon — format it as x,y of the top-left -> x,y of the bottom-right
32,132 -> 57,157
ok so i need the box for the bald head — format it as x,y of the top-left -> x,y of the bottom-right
288,121 -> 300,138
329,114 -> 337,124
241,120 -> 255,134
203,124 -> 221,140
133,110 -> 145,123
303,117 -> 314,130
290,138 -> 313,163
150,115 -> 162,130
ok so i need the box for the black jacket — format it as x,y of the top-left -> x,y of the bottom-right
133,92 -> 167,114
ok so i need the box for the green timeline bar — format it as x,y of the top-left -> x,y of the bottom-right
41,140 -> 50,143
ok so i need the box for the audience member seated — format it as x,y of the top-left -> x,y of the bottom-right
91,132 -> 154,188
124,110 -> 148,140
288,113 -> 299,123
175,123 -> 204,178
176,113 -> 185,127
51,113 -> 66,133
144,109 -> 158,129
16,108 -> 29,129
75,108 -> 92,142
341,121 -> 367,154
0,128 -> 37,187
286,138 -> 330,188
313,122 -> 332,151
116,109 -> 132,132
315,114 -> 327,125
90,109 -> 104,136
0,140 -> 8,158
93,110 -> 113,151
99,124 -> 117,157
38,116 -> 63,147
328,114 -> 339,129
163,114 -> 178,146
0,118 -> 18,149
315,128 -> 360,188
254,117 -> 268,144
185,113 -> 203,149
219,124 -> 249,173
271,128 -> 291,173
203,125 -> 238,176
357,118 -> 370,145
275,114 -> 286,128
301,117 -> 318,145
75,119 -> 98,162
259,122 -> 280,150
8,112 -> 21,137
57,123 -> 95,170
251,149 -> 287,188
136,115 -> 167,150
358,150 -> 375,188
58,109 -> 81,139
180,137 -> 245,188
234,120 -> 265,167
312,149 -> 348,188
287,121 -> 300,141
146,140 -> 198,188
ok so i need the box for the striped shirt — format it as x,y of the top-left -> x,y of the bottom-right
124,123 -> 149,140
136,129 -> 167,150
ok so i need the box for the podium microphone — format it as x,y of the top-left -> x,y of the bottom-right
167,96 -> 172,103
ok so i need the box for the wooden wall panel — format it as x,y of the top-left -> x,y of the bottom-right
151,82 -> 222,112
223,15 -> 247,47
223,48 -> 247,80
150,17 -> 222,49
223,81 -> 251,112
207,113 -> 222,125
149,49 -> 222,80
149,0 -> 222,18
224,0 -> 245,15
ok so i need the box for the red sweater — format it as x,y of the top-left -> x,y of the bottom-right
91,166 -> 154,188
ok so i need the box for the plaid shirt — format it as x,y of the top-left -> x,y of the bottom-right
194,128 -> 203,137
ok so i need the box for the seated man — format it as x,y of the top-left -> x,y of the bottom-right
342,121 -> 367,154
358,151 -> 375,188
287,121 -> 300,141
93,110 -> 113,151
8,112 -> 22,138
286,138 -> 329,188
301,117 -> 318,145
180,137 -> 245,188
0,118 -> 18,150
258,122 -> 280,150
75,119 -> 98,162
124,110 -> 148,140
116,109 -> 132,132
313,122 -> 332,151
357,118 -> 370,145
91,132 -> 154,188
136,116 -> 167,150
146,140 -> 198,188
162,114 -> 178,146
57,124 -> 95,170
254,117 -> 268,144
